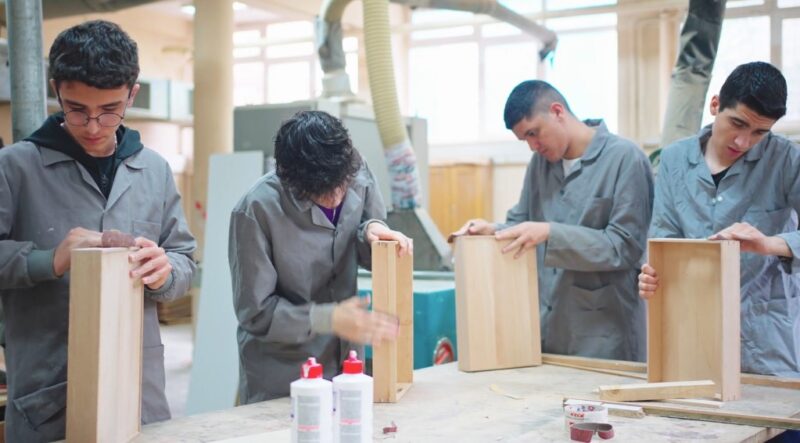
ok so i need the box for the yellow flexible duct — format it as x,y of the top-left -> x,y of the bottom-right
320,0 -> 420,208
363,0 -> 410,151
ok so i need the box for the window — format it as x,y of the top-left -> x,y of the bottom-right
409,43 -> 480,144
483,42 -> 539,138
545,26 -> 618,131
702,16 -> 771,126
694,3 -> 800,132
408,3 -> 618,145
782,18 -> 800,121
233,62 -> 264,107
233,21 -> 359,106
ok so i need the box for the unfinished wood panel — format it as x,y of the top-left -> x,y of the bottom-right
371,241 -> 413,403
67,248 -> 144,442
598,380 -> 717,402
428,161 -> 493,239
647,239 -> 740,401
588,398 -> 800,430
454,236 -> 541,372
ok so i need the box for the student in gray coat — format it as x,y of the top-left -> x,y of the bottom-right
229,110 -> 412,403
0,21 -> 196,441
639,62 -> 800,377
452,80 -> 653,361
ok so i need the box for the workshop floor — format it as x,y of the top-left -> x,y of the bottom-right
162,323 -> 194,418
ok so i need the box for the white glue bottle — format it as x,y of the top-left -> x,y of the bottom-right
332,350 -> 373,443
291,357 -> 333,443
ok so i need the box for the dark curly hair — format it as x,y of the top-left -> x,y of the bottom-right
274,111 -> 361,201
719,61 -> 786,120
49,20 -> 139,90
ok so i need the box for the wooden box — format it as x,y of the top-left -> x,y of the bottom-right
454,236 -> 541,372
371,241 -> 413,403
647,239 -> 740,401
67,248 -> 144,442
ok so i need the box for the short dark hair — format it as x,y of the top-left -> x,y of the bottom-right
274,111 -> 361,201
719,62 -> 786,120
504,80 -> 573,129
49,20 -> 139,90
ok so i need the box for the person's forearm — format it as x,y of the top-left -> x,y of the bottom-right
766,236 -> 792,257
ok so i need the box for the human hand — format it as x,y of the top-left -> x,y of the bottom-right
495,222 -> 551,259
638,263 -> 658,300
130,237 -> 172,290
708,222 -> 790,256
448,219 -> 496,243
366,222 -> 413,256
53,227 -> 103,276
332,296 -> 399,346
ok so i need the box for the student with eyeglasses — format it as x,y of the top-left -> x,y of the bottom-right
0,20 -> 196,441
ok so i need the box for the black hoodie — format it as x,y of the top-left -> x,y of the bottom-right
25,112 -> 144,199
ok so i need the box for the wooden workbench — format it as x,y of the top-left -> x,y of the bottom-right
135,363 -> 799,442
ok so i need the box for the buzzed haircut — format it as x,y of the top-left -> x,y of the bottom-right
504,80 -> 573,129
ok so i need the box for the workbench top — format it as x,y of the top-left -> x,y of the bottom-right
135,363 -> 799,442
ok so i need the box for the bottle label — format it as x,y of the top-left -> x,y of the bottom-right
338,389 -> 362,442
295,395 -> 322,441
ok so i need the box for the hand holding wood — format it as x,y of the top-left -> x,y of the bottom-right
448,218 -> 495,243
53,227 -> 103,277
638,263 -> 658,299
129,237 -> 172,290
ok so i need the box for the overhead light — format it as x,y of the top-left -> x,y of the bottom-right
181,2 -> 247,16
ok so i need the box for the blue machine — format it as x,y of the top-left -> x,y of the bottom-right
358,272 -> 457,369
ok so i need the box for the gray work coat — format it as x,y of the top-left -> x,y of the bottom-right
0,142 -> 196,442
650,126 -> 800,376
501,121 -> 653,361
229,165 -> 385,403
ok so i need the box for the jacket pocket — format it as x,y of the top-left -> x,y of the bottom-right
566,285 -> 625,359
743,207 -> 794,235
132,219 -> 162,243
741,298 -> 798,374
13,381 -> 67,430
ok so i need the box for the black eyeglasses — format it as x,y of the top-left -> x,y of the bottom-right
63,110 -> 125,128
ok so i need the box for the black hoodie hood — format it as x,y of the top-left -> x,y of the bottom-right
25,112 -> 144,198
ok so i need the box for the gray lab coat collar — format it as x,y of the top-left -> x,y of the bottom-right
283,180 -> 364,230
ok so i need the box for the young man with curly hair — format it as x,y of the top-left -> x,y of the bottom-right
0,20 -> 196,440
229,110 -> 412,402
639,62 -> 800,377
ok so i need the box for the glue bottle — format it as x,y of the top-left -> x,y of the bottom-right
332,350 -> 373,443
291,357 -> 333,443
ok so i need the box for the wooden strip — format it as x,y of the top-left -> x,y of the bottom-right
663,398 -> 723,409
599,380 -> 717,402
598,398 -> 800,430
741,373 -> 800,390
544,361 -> 647,380
543,353 -> 647,373
396,245 -> 414,388
547,354 -> 800,390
